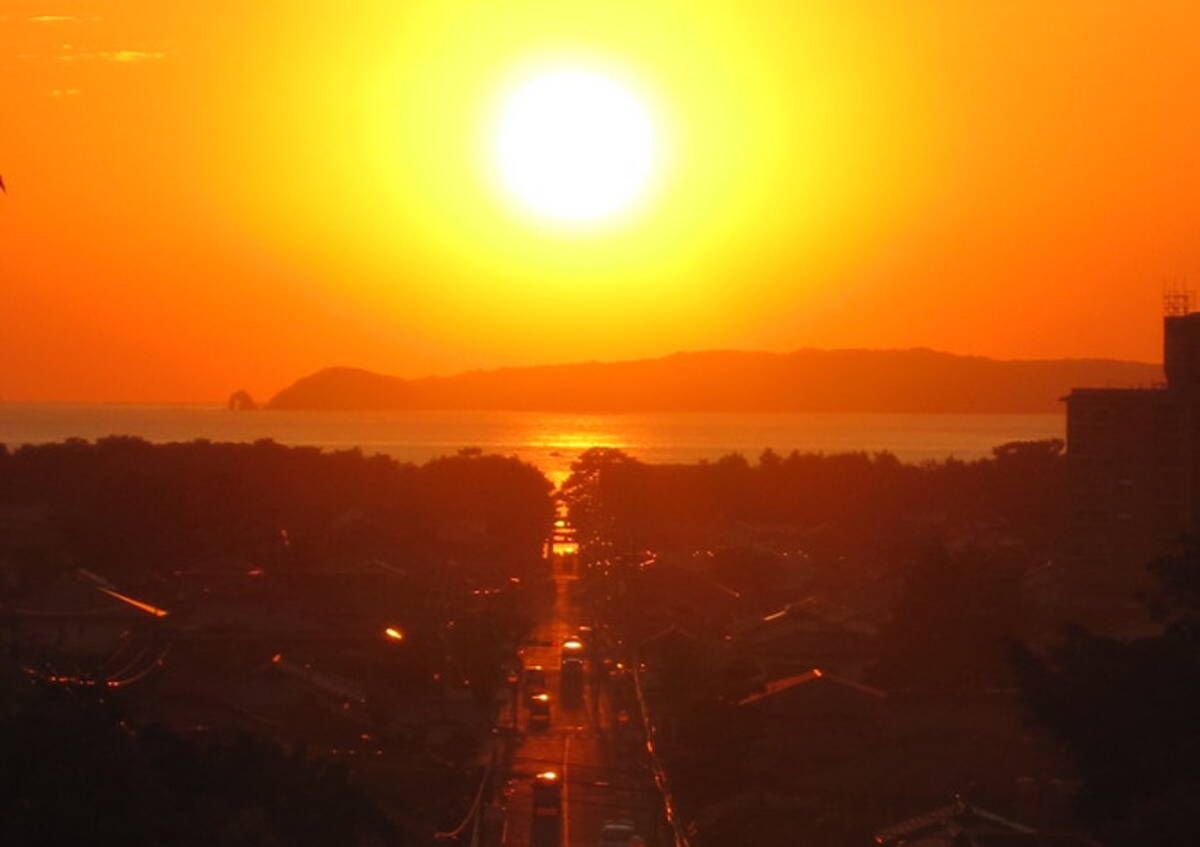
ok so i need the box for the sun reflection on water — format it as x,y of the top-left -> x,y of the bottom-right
521,428 -> 630,490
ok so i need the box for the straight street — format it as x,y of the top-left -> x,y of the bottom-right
496,563 -> 663,847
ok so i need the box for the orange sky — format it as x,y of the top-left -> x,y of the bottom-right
3,1 -> 1199,402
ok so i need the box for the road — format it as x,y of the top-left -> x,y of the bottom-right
495,564 -> 663,847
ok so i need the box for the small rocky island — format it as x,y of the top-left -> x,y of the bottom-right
227,389 -> 259,411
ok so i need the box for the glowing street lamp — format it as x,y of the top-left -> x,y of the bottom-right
384,626 -> 405,642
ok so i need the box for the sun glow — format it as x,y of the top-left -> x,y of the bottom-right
201,0 -> 894,363
492,68 -> 659,226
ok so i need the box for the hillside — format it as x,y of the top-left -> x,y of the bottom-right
264,348 -> 1162,414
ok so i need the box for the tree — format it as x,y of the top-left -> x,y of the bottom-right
1013,538 -> 1200,846
867,544 -> 1022,690
560,448 -> 649,554
0,675 -> 399,846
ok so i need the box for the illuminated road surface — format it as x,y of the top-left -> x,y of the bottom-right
499,567 -> 660,847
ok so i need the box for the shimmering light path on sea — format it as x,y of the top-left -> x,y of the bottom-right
0,406 -> 1062,485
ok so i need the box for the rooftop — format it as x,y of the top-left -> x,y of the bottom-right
736,668 -> 885,707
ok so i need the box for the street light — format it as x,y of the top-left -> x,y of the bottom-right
384,626 -> 405,642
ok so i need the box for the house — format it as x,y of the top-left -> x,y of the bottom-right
874,797 -> 1099,846
144,654 -> 374,751
638,623 -> 733,698
880,688 -> 1076,833
8,569 -> 169,677
733,595 -> 877,680
738,667 -> 886,713
734,669 -> 889,792
630,559 -> 745,636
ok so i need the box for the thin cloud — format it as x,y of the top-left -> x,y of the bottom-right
48,48 -> 167,63
98,50 -> 166,62
29,15 -> 98,23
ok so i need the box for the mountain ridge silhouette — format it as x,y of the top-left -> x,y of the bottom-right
264,347 -> 1162,413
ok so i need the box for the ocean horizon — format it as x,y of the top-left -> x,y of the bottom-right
0,404 -> 1064,487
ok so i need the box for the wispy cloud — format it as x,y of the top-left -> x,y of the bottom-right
29,15 -> 98,23
49,47 -> 167,63
50,88 -> 81,97
98,50 -> 166,62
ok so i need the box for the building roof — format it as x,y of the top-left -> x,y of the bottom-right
874,798 -> 1054,846
738,594 -> 878,640
641,622 -> 704,647
16,569 -> 168,620
736,668 -> 885,707
269,653 -> 367,704
689,790 -> 806,833
1063,386 -> 1172,403
868,796 -> 1099,839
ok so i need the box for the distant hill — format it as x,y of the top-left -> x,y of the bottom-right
264,349 -> 1163,414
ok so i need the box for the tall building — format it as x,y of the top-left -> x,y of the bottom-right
1063,309 -> 1197,606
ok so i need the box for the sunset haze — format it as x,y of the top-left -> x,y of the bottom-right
3,0 -> 1199,401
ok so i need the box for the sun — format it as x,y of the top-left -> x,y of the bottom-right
491,68 -> 659,226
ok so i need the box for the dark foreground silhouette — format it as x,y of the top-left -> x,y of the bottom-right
0,676 -> 398,846
560,443 -> 1194,847
0,437 -> 555,845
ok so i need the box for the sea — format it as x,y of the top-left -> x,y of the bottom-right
0,406 -> 1064,487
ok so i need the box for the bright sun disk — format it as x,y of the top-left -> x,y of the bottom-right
491,68 -> 658,226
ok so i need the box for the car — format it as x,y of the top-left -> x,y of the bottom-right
528,692 -> 551,728
561,656 -> 583,687
599,818 -> 639,847
560,656 -> 584,704
523,665 -> 548,695
532,770 -> 562,812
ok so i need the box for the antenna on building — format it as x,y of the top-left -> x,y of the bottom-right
1164,279 -> 1193,317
